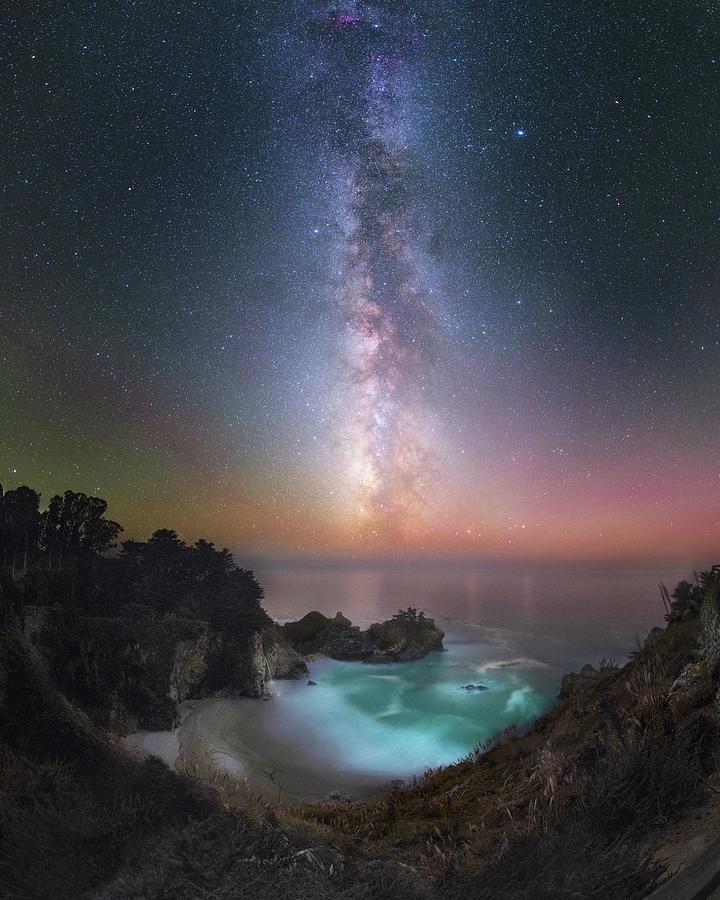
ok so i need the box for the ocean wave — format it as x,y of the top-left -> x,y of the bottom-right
475,657 -> 551,673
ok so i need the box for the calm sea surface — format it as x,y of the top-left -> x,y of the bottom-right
258,566 -> 686,669
245,567 -> 689,777
238,566 -> 689,779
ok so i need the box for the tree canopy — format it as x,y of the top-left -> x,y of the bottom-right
1,481 -> 265,623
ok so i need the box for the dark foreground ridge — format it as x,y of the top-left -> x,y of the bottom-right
281,607 -> 445,662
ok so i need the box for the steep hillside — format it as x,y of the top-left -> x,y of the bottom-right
0,575 -> 426,900
24,604 -> 305,731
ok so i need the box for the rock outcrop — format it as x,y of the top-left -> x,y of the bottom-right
281,608 -> 445,663
644,626 -> 665,649
558,663 -> 600,698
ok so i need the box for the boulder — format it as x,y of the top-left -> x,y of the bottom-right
559,664 -> 599,698
281,611 -> 333,645
332,611 -> 352,628
643,626 -> 665,650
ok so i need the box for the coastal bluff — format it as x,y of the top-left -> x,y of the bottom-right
281,607 -> 445,662
23,605 -> 307,732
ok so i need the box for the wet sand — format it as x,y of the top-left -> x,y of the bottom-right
123,694 -> 393,803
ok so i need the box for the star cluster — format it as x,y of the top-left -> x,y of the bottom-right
2,1 -> 719,564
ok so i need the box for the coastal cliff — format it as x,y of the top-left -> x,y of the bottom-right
281,607 -> 445,662
24,604 -> 306,731
7,525 -> 311,733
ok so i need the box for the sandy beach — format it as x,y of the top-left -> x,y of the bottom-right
123,693 -> 393,803
121,638 -> 559,802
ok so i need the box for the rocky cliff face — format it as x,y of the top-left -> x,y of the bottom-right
24,605 -> 307,731
263,627 -> 310,679
281,610 -> 445,663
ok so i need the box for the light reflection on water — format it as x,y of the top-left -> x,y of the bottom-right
258,566 -> 685,669
250,567 -> 686,774
267,639 -> 556,775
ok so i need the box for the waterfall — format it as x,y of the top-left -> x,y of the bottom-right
262,649 -> 273,683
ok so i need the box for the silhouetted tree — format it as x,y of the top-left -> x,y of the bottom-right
39,494 -> 63,569
80,497 -> 122,563
393,606 -> 421,622
40,491 -> 122,570
233,568 -> 264,605
1,486 -> 41,571
119,540 -> 145,568
144,529 -> 188,578
191,540 -> 236,585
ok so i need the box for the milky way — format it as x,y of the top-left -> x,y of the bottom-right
304,4 -> 440,542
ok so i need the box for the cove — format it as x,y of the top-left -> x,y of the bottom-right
266,633 -> 558,780
125,624 -> 562,799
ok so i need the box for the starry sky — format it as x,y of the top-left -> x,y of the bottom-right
2,1 -> 719,566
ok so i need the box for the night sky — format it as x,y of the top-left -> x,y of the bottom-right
2,1 -> 719,565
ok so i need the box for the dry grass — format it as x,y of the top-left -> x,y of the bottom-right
177,757 -> 271,820
625,655 -> 671,711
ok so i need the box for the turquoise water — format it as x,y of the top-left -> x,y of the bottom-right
266,626 -> 561,777
256,566 -> 685,777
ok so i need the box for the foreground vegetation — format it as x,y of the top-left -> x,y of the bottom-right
1,483 -> 719,898
0,483 -> 286,732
